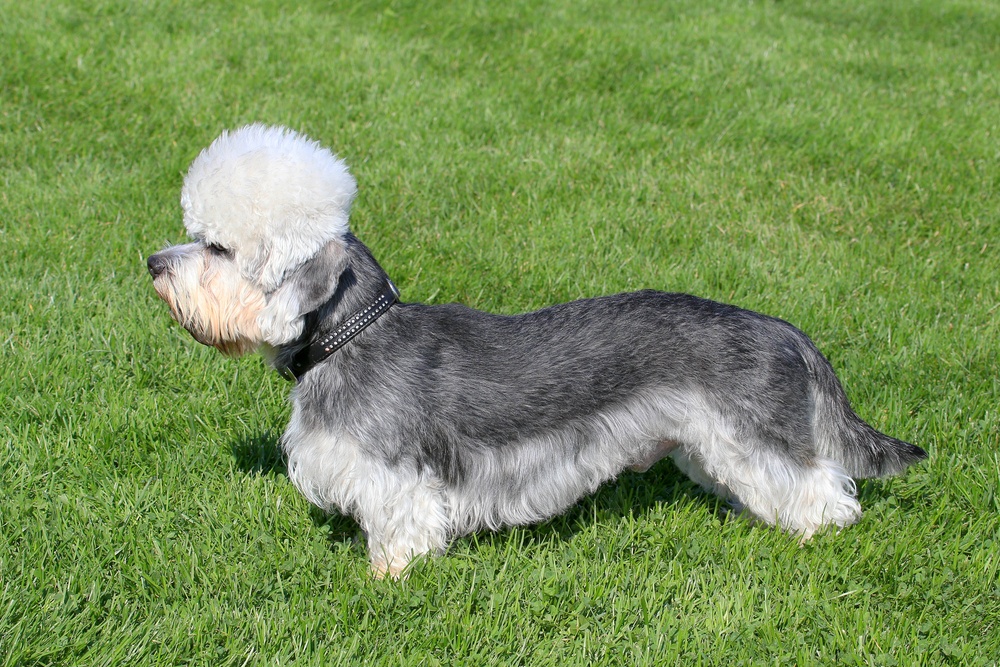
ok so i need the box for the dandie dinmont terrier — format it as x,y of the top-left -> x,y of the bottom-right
147,124 -> 926,578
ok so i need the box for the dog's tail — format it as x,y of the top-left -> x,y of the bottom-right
803,343 -> 927,479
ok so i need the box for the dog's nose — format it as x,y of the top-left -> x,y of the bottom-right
147,253 -> 169,279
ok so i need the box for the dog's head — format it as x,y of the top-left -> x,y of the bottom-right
147,124 -> 356,356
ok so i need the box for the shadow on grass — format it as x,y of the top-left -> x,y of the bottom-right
856,476 -> 925,514
230,430 -> 362,545
231,429 -> 287,477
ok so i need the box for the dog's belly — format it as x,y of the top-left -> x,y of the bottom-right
437,390 -> 709,535
627,439 -> 681,473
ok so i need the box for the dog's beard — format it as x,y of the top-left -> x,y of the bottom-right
152,253 -> 267,357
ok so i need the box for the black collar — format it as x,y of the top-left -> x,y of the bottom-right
279,279 -> 399,381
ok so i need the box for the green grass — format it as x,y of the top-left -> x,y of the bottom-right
2,0 -> 998,664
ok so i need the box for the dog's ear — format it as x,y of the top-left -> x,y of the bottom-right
257,240 -> 348,346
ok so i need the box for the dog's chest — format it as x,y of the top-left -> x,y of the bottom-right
281,402 -> 367,514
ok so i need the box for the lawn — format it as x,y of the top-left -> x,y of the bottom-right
1,0 -> 998,664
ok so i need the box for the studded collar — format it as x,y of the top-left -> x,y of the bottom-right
280,279 -> 399,381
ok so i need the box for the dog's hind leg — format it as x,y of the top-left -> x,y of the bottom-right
671,439 -> 862,538
726,452 -> 861,538
359,469 -> 451,580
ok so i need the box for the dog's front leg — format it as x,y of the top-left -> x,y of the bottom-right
357,469 -> 451,579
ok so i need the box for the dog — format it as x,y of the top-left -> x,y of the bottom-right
147,124 -> 926,578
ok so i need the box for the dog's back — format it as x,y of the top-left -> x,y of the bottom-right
384,290 -> 924,478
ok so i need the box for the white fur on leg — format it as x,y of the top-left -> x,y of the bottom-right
670,449 -> 733,497
281,407 -> 449,579
361,474 -> 450,579
671,420 -> 861,538
725,454 -> 861,538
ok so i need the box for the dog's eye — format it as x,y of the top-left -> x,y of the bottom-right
206,243 -> 232,257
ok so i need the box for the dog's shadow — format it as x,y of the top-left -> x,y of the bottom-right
231,430 -> 287,476
230,431 -> 361,540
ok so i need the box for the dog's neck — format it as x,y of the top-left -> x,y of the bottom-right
273,237 -> 399,381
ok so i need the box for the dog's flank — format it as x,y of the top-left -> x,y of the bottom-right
147,124 -> 926,579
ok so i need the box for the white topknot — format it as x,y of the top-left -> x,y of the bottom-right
180,124 -> 357,291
